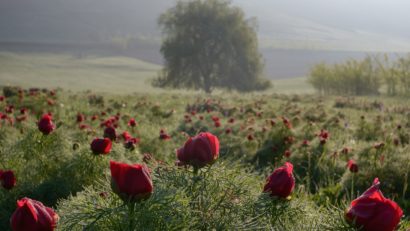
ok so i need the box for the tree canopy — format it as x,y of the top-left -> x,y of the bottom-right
153,0 -> 270,93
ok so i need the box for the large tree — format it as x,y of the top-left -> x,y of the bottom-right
153,0 -> 270,93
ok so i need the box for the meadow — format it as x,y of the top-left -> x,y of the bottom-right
0,52 -> 313,94
0,52 -> 409,230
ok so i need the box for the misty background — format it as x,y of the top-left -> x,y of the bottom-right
1,0 -> 409,79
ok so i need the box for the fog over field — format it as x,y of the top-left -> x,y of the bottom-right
0,0 -> 409,79
1,0 -> 409,51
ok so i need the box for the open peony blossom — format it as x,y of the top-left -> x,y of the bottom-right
10,197 -> 59,231
346,178 -> 403,231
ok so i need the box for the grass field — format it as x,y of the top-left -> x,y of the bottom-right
0,52 -> 161,93
0,52 -> 314,94
0,52 -> 409,230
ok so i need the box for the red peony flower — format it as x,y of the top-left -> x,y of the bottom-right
91,115 -> 98,121
263,162 -> 295,198
5,105 -> 14,114
90,138 -> 112,155
318,129 -> 330,145
20,108 -> 28,115
103,126 -> 117,141
10,197 -> 59,231
37,114 -> 55,135
347,160 -> 358,173
110,160 -> 153,202
225,128 -> 232,134
76,113 -> 85,123
0,170 -> 16,190
128,118 -> 137,127
159,129 -> 171,140
122,131 -> 132,141
176,132 -> 219,168
282,117 -> 292,129
284,150 -> 291,158
124,137 -> 140,150
211,116 -> 220,122
79,124 -> 91,130
341,147 -> 350,154
47,98 -> 55,106
214,121 -> 221,128
346,178 -> 403,231
301,140 -> 310,147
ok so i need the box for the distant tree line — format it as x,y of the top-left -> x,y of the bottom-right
308,54 -> 410,96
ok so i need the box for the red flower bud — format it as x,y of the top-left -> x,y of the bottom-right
10,197 -> 59,231
263,162 -> 295,198
0,170 -> 16,190
76,113 -> 85,123
37,114 -> 55,135
103,126 -> 117,141
128,118 -> 137,127
225,128 -> 232,134
318,129 -> 330,142
159,129 -> 171,140
20,108 -> 28,115
124,138 -> 140,150
346,178 -> 403,231
90,138 -> 112,155
282,117 -> 292,129
211,116 -> 219,122
110,160 -> 153,202
341,147 -> 350,154
347,160 -> 358,173
302,140 -> 310,147
79,124 -> 90,130
47,98 -> 55,106
284,150 -> 291,158
5,105 -> 14,114
177,132 -> 219,168
122,131 -> 132,141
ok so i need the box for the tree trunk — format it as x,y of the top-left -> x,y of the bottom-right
203,74 -> 212,94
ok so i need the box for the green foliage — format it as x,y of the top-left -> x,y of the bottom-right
309,54 -> 410,96
57,163 -> 356,230
309,57 -> 381,96
154,0 -> 270,93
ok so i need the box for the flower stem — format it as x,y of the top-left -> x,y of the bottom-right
351,173 -> 355,200
127,202 -> 135,230
307,151 -> 311,194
